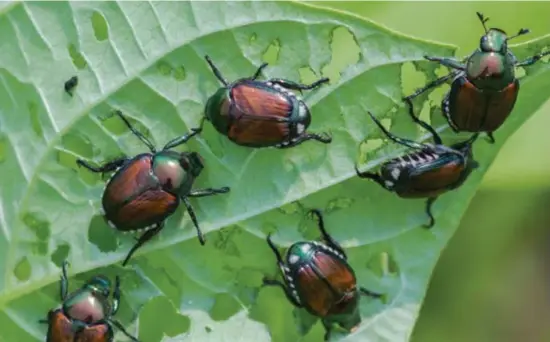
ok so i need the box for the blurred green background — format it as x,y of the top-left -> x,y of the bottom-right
307,2 -> 550,342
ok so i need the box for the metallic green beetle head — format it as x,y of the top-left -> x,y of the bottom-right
204,87 -> 231,134
85,275 -> 112,298
476,12 -> 530,54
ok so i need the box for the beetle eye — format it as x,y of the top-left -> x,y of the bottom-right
180,158 -> 189,169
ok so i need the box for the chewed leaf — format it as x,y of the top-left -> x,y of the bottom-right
0,1 -> 549,342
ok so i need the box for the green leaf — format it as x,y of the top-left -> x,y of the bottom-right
0,1 -> 548,341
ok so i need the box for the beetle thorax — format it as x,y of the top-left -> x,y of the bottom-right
205,87 -> 231,134
466,50 -> 514,90
286,242 -> 316,264
152,152 -> 188,192
63,289 -> 108,323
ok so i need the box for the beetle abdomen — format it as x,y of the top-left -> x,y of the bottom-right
227,82 -> 293,146
47,310 -> 75,342
389,152 -> 465,198
446,77 -> 519,132
290,245 -> 358,317
107,189 -> 179,231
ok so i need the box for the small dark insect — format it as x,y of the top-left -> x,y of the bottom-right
40,261 -> 139,342
64,76 -> 78,97
202,55 -> 332,149
262,209 -> 383,341
355,105 -> 479,228
404,12 -> 550,143
76,111 -> 230,265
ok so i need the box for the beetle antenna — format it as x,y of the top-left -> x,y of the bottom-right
366,111 -> 428,150
114,111 -> 157,153
476,12 -> 489,33
506,28 -> 530,42
205,55 -> 228,86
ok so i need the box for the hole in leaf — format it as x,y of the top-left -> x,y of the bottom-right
209,293 -> 241,321
51,243 -> 70,267
14,257 -> 31,281
516,66 -> 526,79
249,33 -> 257,43
401,62 -> 427,98
298,66 -> 320,86
88,215 -> 118,253
138,296 -> 190,340
91,11 -> 109,41
367,251 -> 400,277
325,197 -> 354,213
156,60 -> 173,77
261,39 -> 280,65
21,212 -> 50,241
28,102 -> 42,137
357,138 -> 383,165
277,201 -> 303,215
67,43 -> 88,70
213,226 -> 240,256
321,26 -> 361,83
173,65 -> 186,81
0,135 -> 7,163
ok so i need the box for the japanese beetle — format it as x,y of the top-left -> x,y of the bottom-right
64,76 -> 78,97
40,261 -> 139,342
262,209 -> 383,341
404,12 -> 550,143
355,106 -> 479,228
76,111 -> 230,265
202,55 -> 332,148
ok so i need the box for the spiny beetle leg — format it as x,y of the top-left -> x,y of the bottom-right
423,56 -> 466,71
275,132 -> 332,149
251,63 -> 269,80
359,286 -> 383,298
404,71 -> 459,102
269,77 -> 330,92
122,223 -> 165,266
114,111 -> 157,153
76,158 -> 127,175
188,187 -> 230,198
111,276 -> 121,315
162,127 -> 202,150
181,197 -> 206,245
404,97 -> 442,145
109,319 -> 140,342
308,209 -> 347,259
515,50 -> 550,67
423,197 -> 438,229
485,132 -> 496,144
60,260 -> 69,301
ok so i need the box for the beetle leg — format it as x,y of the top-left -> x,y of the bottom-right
188,186 -> 230,198
321,320 -> 333,342
114,111 -> 157,153
359,286 -> 383,298
515,50 -> 550,67
60,260 -> 69,300
162,127 -> 202,150
181,197 -> 206,245
122,223 -> 165,266
485,132 -> 496,144
366,111 -> 428,150
250,62 -> 269,80
403,70 -> 460,102
269,77 -> 330,92
111,276 -> 121,315
308,209 -> 347,259
76,158 -> 127,175
424,197 -> 438,229
423,56 -> 466,71
403,98 -> 443,145
354,165 -> 387,188
109,319 -> 140,342
204,55 -> 229,86
275,132 -> 332,149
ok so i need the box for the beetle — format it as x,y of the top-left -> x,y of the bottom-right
262,209 -> 383,341
40,261 -> 139,342
202,55 -> 332,148
404,12 -> 550,143
355,105 -> 479,228
76,110 -> 230,266
64,76 -> 78,97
